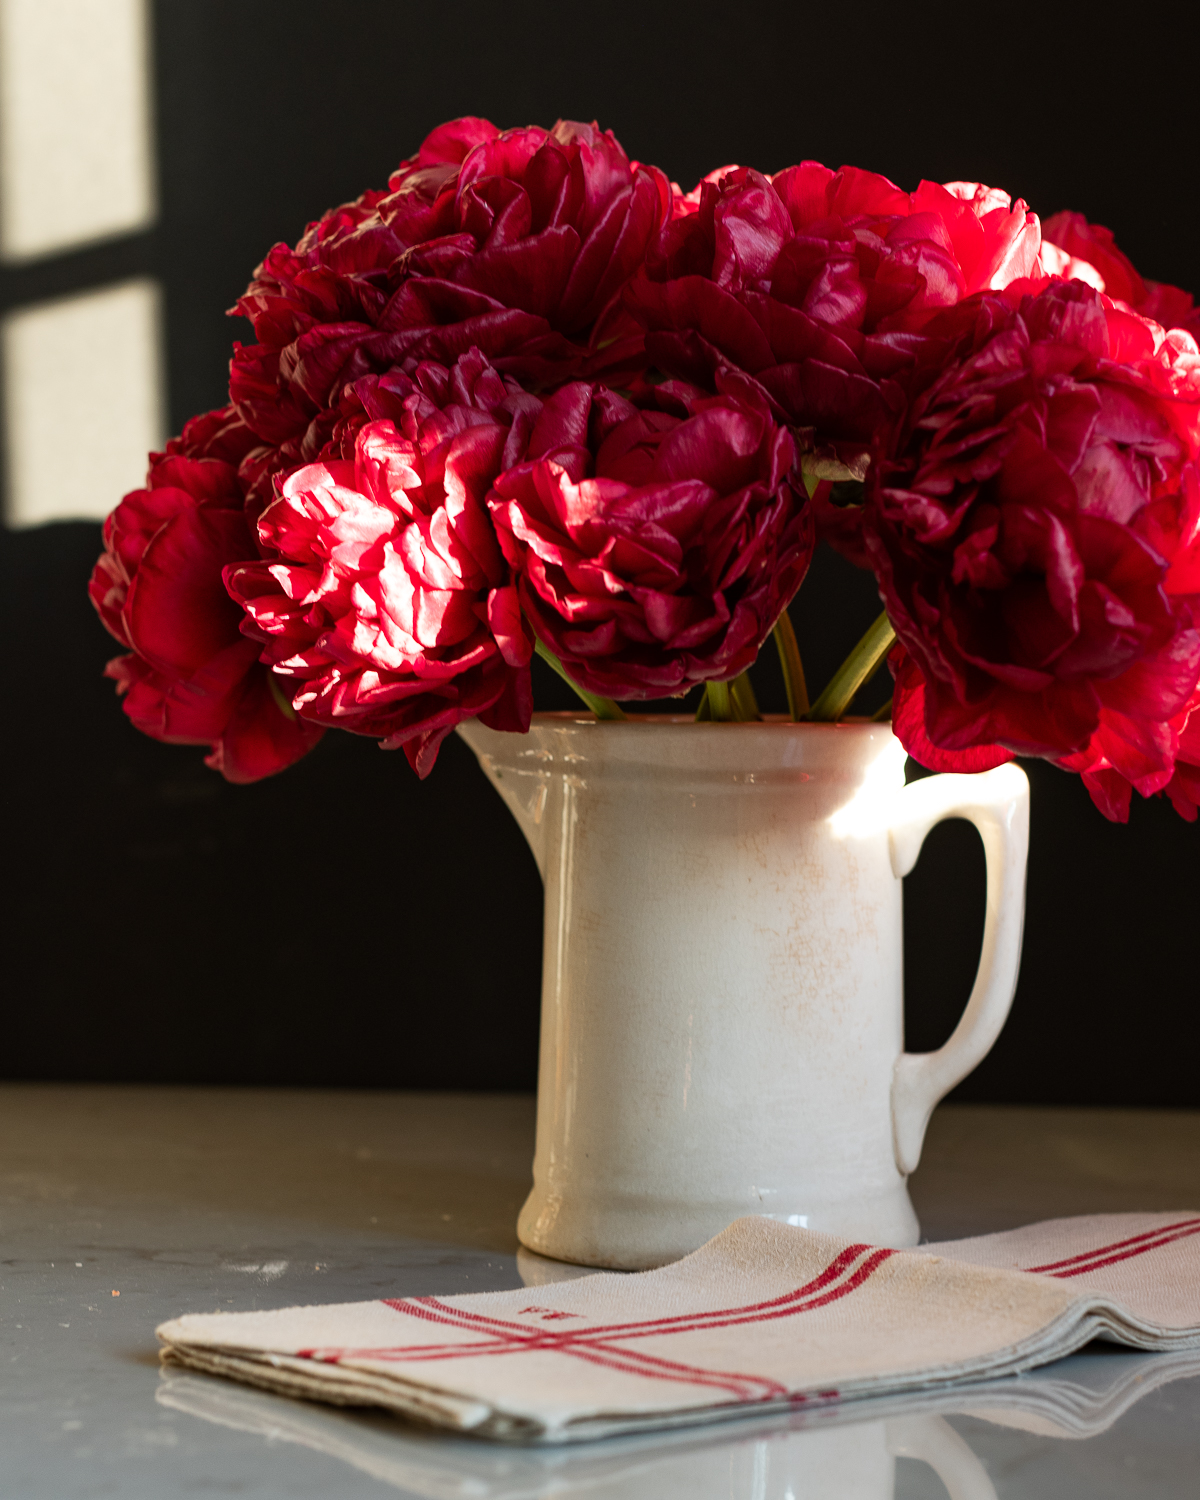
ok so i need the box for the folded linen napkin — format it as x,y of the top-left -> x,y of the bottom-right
156,1212 -> 1199,1444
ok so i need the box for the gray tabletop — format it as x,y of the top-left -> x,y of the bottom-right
2,1086 -> 1197,1497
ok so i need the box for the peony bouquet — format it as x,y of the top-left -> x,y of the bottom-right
90,118 -> 1200,821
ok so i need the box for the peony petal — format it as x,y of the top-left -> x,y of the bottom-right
890,646 -> 1015,772
205,670 -> 325,783
1080,767 -> 1134,822
125,507 -> 254,677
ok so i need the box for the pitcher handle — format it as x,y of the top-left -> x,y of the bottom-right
888,762 -> 1030,1175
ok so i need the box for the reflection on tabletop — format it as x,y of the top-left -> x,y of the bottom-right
156,1345 -> 1200,1500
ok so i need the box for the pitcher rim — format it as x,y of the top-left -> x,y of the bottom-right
457,712 -> 902,776
464,712 -> 897,742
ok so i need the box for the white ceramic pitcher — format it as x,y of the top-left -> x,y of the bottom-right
458,715 -> 1029,1270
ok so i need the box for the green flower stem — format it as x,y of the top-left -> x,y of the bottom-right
701,680 -> 734,721
871,696 -> 894,723
772,611 -> 809,720
806,610 -> 897,722
698,675 -> 759,722
535,640 -> 626,720
729,671 -> 761,721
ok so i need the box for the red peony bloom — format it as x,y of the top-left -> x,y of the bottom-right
869,282 -> 1200,821
324,344 -> 544,468
225,351 -> 537,777
488,380 -> 813,698
228,118 -> 671,507
1041,211 -> 1199,339
623,164 -> 1043,477
1162,690 -> 1200,821
89,406 -> 324,782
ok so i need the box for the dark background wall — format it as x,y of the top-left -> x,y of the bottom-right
3,0 -> 1196,1103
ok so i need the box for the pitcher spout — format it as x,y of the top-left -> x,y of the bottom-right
456,720 -> 551,880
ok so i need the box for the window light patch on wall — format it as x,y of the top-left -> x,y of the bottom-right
0,0 -> 156,260
3,279 -> 164,526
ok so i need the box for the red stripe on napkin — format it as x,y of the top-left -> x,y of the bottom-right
1025,1218 -> 1200,1278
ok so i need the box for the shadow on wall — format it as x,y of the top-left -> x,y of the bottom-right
3,522 -> 1196,1104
